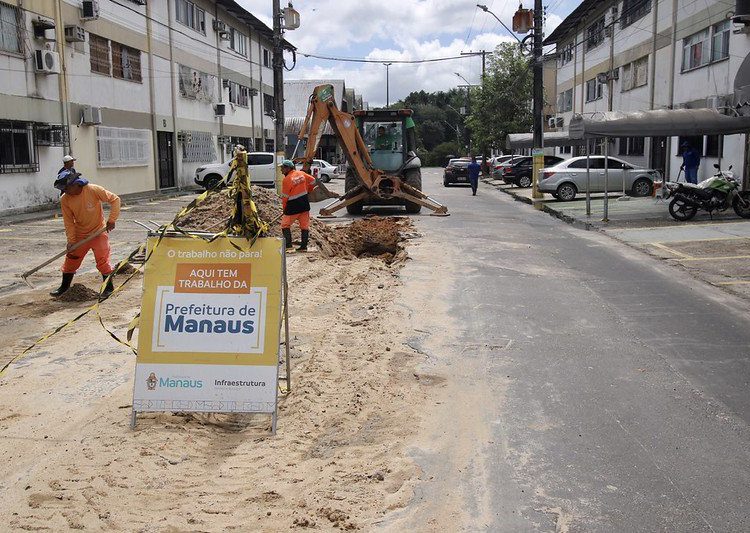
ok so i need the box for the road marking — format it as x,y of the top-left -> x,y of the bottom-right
649,242 -> 693,259
714,280 -> 750,285
678,255 -> 750,262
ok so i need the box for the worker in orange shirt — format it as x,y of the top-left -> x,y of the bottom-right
50,171 -> 121,298
279,159 -> 316,252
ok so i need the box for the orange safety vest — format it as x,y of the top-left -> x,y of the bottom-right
281,170 -> 316,215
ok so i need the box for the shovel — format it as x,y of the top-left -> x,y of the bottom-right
20,226 -> 108,289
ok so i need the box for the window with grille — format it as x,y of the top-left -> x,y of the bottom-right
0,1 -> 20,54
34,124 -> 69,147
182,131 -> 216,162
228,81 -> 250,107
96,127 -> 150,168
621,0 -> 651,28
175,0 -> 205,34
229,27 -> 247,56
89,34 -> 111,75
585,18 -> 605,52
0,121 -> 39,173
112,42 -> 142,82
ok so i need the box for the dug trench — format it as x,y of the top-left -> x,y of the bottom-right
0,187 -> 431,530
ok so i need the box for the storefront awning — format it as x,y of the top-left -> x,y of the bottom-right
569,109 -> 750,139
505,131 -> 587,149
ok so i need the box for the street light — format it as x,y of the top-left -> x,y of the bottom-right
383,62 -> 393,108
476,4 -> 522,44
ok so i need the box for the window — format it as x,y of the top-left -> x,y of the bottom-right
0,121 -> 38,173
618,137 -> 644,156
559,42 -> 573,66
228,81 -> 250,107
263,48 -> 271,68
175,0 -> 205,34
705,135 -> 723,157
585,78 -> 603,102
96,127 -> 150,167
264,93 -> 274,115
178,65 -> 217,102
0,1 -> 20,54
560,145 -> 572,155
254,138 -> 262,152
585,18 -> 605,52
621,0 -> 651,28
248,153 -> 274,165
676,135 -> 703,155
682,29 -> 710,71
89,34 -> 111,75
264,139 -> 275,152
557,88 -> 573,112
229,27 -> 247,56
711,20 -> 730,62
34,124 -> 69,147
569,158 -> 604,169
621,56 -> 648,91
182,131 -> 216,162
112,42 -> 142,82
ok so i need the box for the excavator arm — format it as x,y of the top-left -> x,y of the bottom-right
295,84 -> 448,217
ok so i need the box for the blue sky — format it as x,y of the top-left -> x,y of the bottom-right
239,0 -> 581,107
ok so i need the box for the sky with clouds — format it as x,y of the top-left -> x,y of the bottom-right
237,0 -> 581,107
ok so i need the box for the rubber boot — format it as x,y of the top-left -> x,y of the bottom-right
100,273 -> 115,300
282,228 -> 293,250
50,273 -> 74,297
297,230 -> 309,252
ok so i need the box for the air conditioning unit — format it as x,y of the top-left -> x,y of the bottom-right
548,117 -> 557,128
596,72 -> 608,84
706,95 -> 726,109
556,116 -> 565,128
215,103 -> 227,117
222,79 -> 231,89
212,19 -> 226,32
64,25 -> 86,42
249,88 -> 259,97
217,135 -> 230,144
34,50 -> 61,74
177,131 -> 193,143
81,0 -> 100,20
610,67 -> 619,80
81,105 -> 102,125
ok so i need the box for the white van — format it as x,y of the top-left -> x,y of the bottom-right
194,152 -> 280,190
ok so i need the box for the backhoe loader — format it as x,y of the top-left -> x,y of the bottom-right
294,84 -> 449,217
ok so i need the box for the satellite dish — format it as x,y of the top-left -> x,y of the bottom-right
734,52 -> 750,114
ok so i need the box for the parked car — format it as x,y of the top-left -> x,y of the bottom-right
491,155 -> 523,179
295,159 -> 339,182
538,156 -> 656,201
501,155 -> 564,187
443,158 -> 472,186
194,152 -> 280,190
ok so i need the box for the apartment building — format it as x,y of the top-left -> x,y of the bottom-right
545,0 -> 749,180
0,0 -> 278,215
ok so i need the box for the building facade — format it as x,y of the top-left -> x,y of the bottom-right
0,0 -> 277,215
545,0 -> 750,181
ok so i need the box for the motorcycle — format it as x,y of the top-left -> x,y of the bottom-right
665,163 -> 750,221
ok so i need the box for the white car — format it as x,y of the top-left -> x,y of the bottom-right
295,159 -> 339,182
194,152 -> 280,190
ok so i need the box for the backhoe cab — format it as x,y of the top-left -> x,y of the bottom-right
294,84 -> 448,217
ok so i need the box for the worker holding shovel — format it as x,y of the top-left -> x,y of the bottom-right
50,171 -> 120,298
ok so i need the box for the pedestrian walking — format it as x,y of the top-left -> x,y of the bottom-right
680,142 -> 701,184
279,160 -> 316,252
467,156 -> 481,196
50,172 -> 120,298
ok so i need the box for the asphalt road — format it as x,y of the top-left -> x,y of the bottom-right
384,168 -> 750,531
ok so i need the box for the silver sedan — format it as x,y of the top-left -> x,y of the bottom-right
538,156 -> 657,201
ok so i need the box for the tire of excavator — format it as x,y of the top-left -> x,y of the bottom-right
403,168 -> 423,214
345,169 -> 364,215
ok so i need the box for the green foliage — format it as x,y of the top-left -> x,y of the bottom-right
466,43 -> 533,152
423,141 -> 464,167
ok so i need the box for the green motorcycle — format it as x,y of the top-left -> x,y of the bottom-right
666,163 -> 750,221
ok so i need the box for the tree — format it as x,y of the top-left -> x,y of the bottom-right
466,43 -> 533,154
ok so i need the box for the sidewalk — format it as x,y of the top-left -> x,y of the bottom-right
485,178 -> 750,300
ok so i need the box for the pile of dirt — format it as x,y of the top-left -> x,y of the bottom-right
174,187 -> 412,262
56,283 -> 99,302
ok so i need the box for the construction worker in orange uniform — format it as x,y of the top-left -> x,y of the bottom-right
51,171 -> 120,298
279,159 -> 316,252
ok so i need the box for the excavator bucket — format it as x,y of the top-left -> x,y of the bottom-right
308,180 -> 341,203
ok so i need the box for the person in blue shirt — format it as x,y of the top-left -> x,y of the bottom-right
680,142 -> 701,184
467,156 -> 481,196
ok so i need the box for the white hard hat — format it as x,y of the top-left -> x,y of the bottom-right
62,155 -> 76,163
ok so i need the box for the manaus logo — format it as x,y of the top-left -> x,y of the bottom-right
145,372 -> 203,391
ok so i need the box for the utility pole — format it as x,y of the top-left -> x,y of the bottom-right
461,50 -> 488,173
531,0 -> 544,199
384,63 -> 392,107
272,0 -> 284,155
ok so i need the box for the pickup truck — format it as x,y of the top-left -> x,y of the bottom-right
194,152 -> 280,190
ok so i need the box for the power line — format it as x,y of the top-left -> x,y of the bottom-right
298,52 -> 483,64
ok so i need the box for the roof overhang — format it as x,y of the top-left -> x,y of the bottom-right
215,0 -> 296,49
569,109 -> 750,139
544,0 -> 609,45
506,132 -> 587,149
